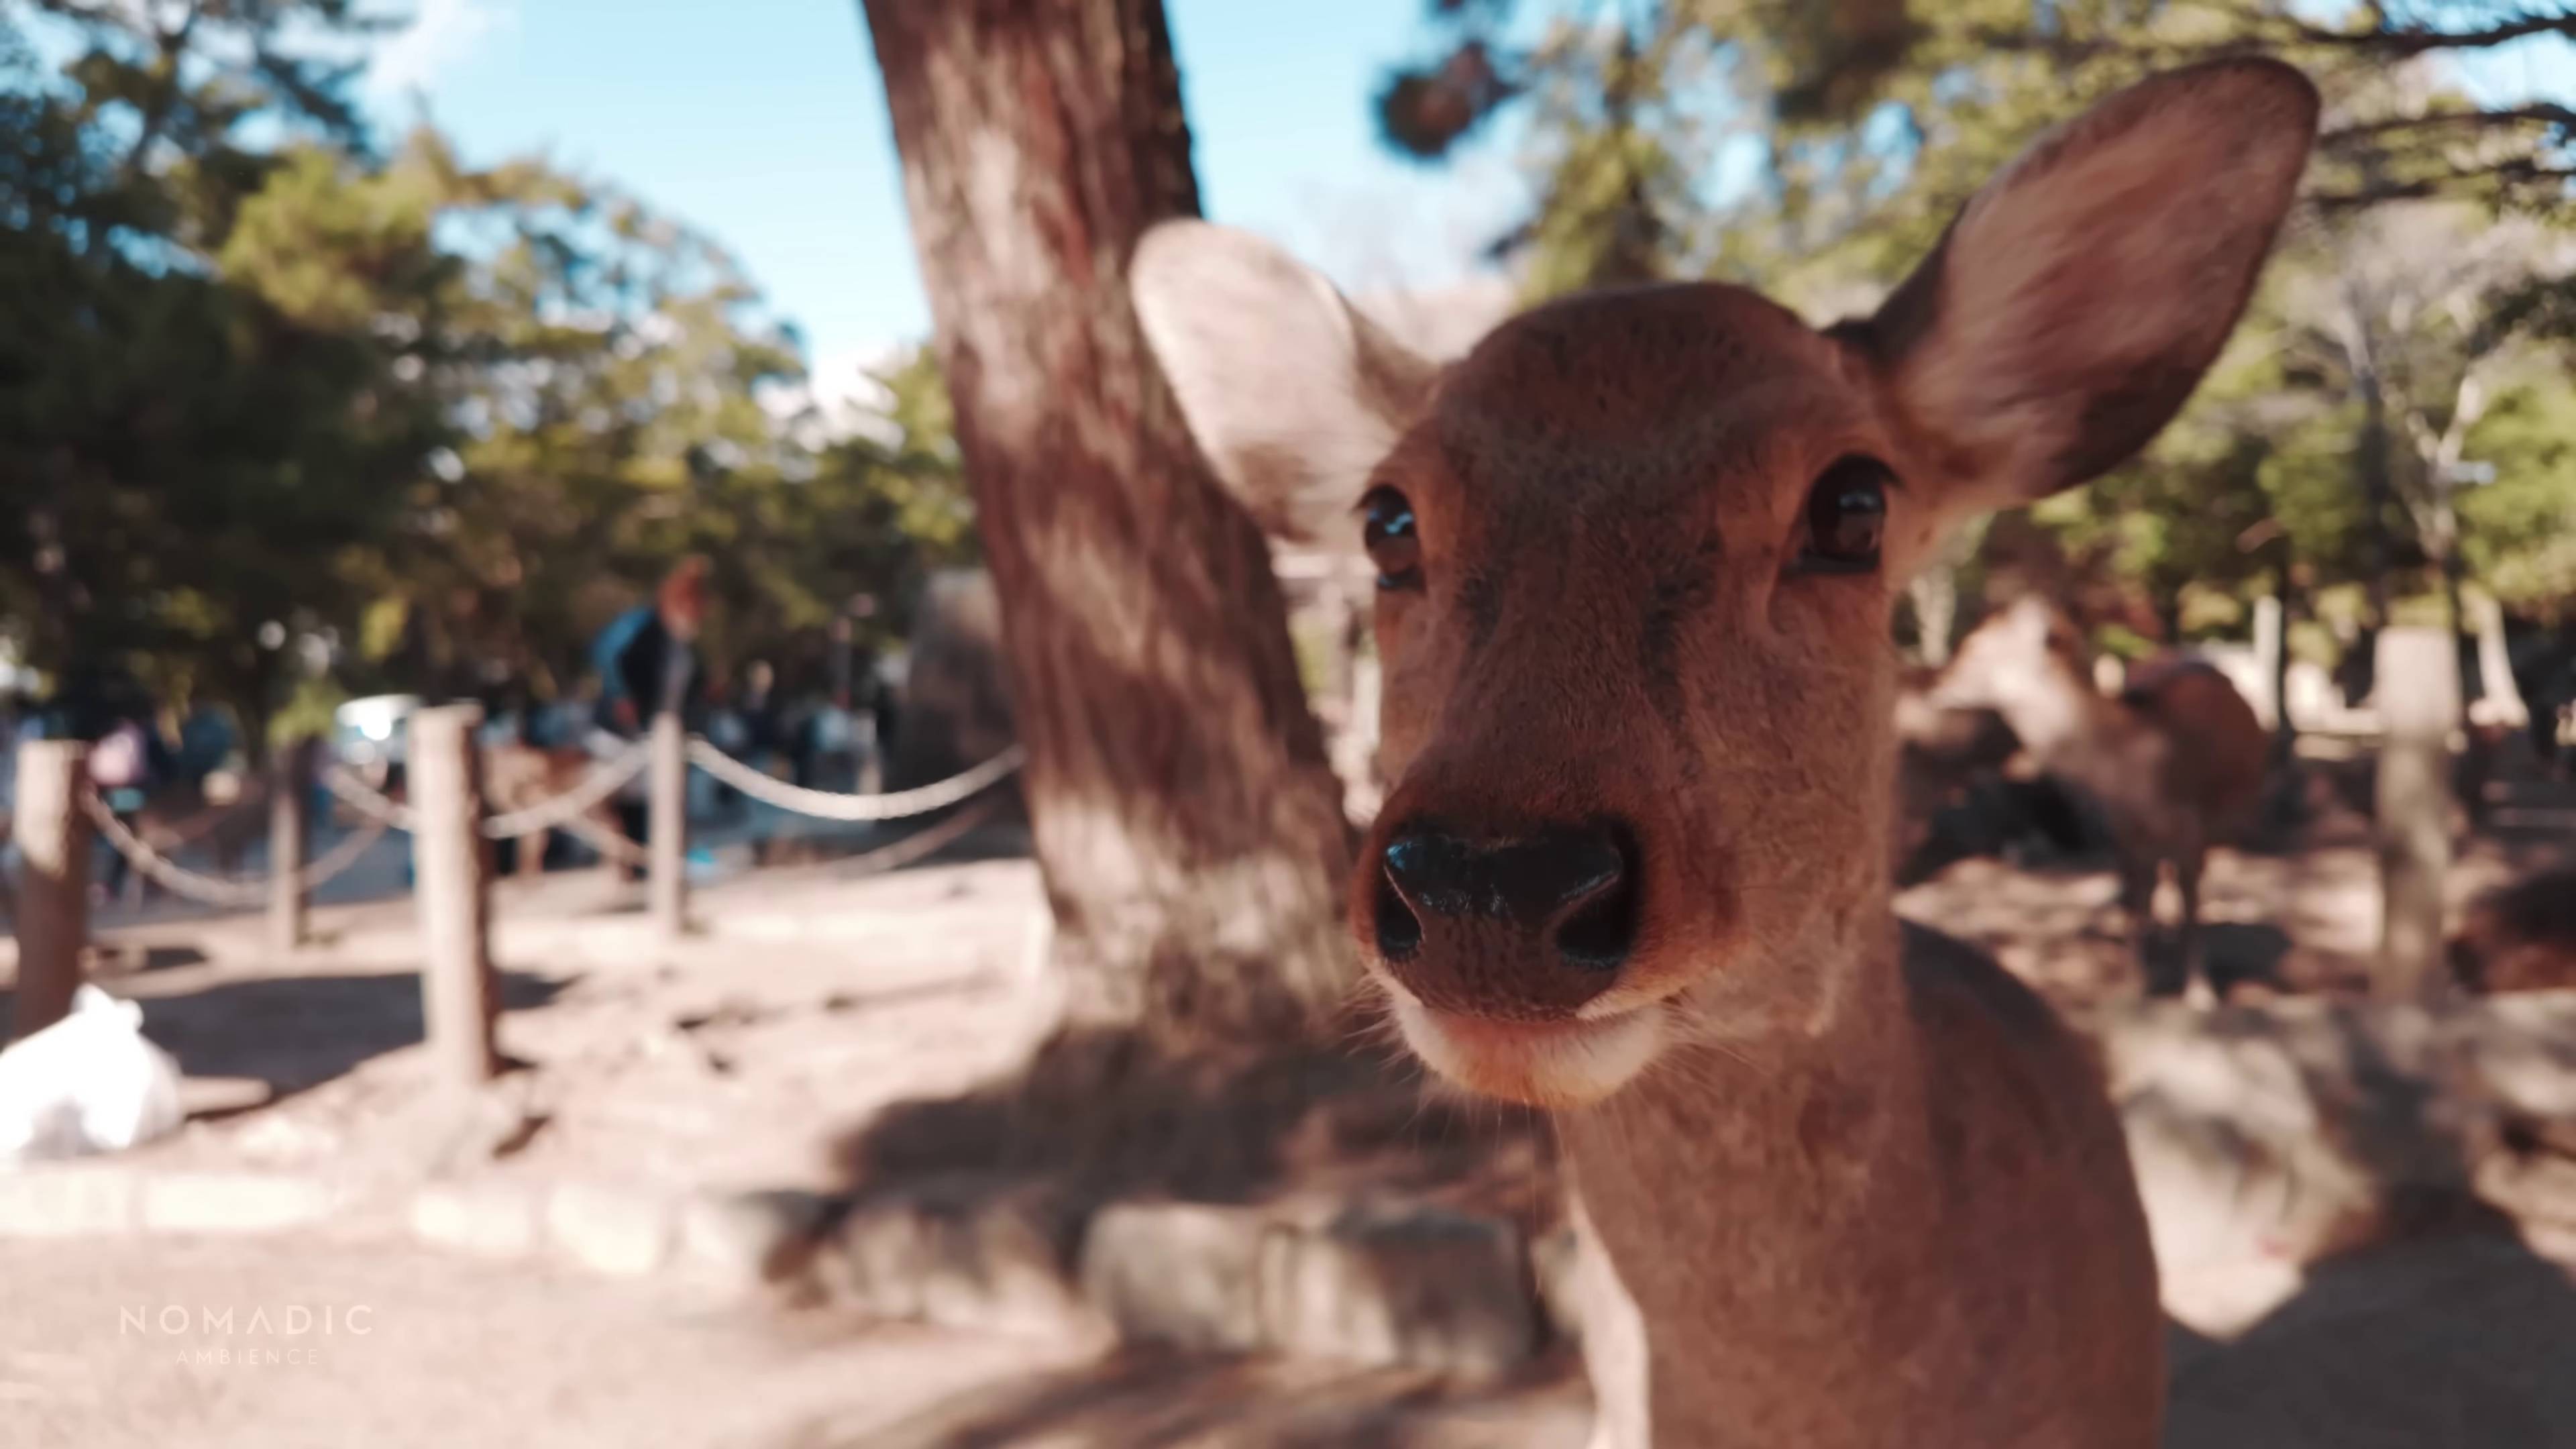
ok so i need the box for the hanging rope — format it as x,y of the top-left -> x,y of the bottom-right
81,789 -> 390,908
321,742 -> 650,843
684,739 -> 1025,822
130,781 -> 270,851
480,744 -> 649,839
312,735 -> 1020,880
729,794 -> 1008,882
321,766 -> 417,830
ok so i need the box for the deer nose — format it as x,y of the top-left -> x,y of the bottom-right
1375,822 -> 1639,981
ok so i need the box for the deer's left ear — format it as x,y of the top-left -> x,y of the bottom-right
1837,59 -> 2318,511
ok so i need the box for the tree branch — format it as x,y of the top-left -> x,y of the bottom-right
2288,9 -> 2576,58
1970,9 -> 2576,68
2311,157 -> 2576,209
2324,104 -> 2576,143
111,0 -> 205,187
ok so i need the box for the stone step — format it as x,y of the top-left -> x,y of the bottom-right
814,1179 -> 1546,1379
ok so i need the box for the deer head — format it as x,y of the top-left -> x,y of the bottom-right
1134,61 -> 2315,1109
1931,594 -> 2102,737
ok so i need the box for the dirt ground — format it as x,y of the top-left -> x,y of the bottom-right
51,849 -> 1057,1199
1898,747 -> 2576,1014
7,747 -> 2576,1446
0,1232 -> 1591,1449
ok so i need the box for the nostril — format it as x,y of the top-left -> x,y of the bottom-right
1546,824 -> 1627,969
1376,819 -> 1639,972
1373,867 -> 1424,961
1553,866 -> 1638,971
1383,832 -> 1477,919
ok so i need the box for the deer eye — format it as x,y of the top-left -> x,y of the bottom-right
1798,455 -> 1891,574
1361,486 -> 1423,590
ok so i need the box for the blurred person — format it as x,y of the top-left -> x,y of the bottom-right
173,703 -> 235,784
701,667 -> 752,820
0,693 -> 24,819
87,710 -> 162,905
740,660 -> 783,772
592,557 -> 710,875
2508,610 -> 2576,780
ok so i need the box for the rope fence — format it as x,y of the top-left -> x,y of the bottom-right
737,793 -> 1013,882
320,765 -> 419,830
317,736 -> 1019,839
69,726 -> 1020,920
482,745 -> 649,839
135,784 -> 270,852
319,739 -> 651,841
685,738 -> 1026,821
80,790 -> 390,908
23,716 -> 1025,1079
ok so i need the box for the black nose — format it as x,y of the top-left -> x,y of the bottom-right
1377,822 -> 1639,972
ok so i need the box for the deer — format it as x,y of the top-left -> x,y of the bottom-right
1932,594 -> 2271,1002
1134,60 -> 2315,1448
480,740 -> 627,880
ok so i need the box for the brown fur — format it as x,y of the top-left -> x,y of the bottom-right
1937,598 -> 2271,995
1136,58 -> 2316,1448
2123,658 -> 2271,841
480,743 -> 622,878
1353,290 -> 2170,1441
1565,926 -> 2157,1445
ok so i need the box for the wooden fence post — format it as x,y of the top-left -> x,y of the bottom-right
649,708 -> 688,941
411,706 -> 497,1085
856,709 -> 884,796
2375,627 -> 2458,1003
9,740 -> 90,1041
268,736 -> 313,955
2253,595 -> 2285,733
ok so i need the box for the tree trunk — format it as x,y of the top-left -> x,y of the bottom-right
2355,364 -> 2395,633
2268,570 -> 2298,750
862,0 -> 1358,1053
1907,561 -> 1957,668
2437,508 -> 2475,717
2375,627 -> 2456,1004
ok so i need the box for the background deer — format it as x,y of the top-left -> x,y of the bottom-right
482,741 -> 627,880
1136,58 -> 2314,1448
1933,594 -> 2270,1001
1889,673 -> 2106,886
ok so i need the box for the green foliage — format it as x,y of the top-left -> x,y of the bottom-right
2462,368 -> 2576,612
1,2 -> 434,723
270,673 -> 350,749
1380,1 -> 2576,642
1392,3 -> 2576,294
1,4 -> 973,723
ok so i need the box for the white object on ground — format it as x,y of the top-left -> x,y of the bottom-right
0,985 -> 184,1165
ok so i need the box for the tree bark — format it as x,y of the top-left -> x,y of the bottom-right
2375,627 -> 2456,1004
861,0 -> 1358,1052
2354,358 -> 2395,633
1906,561 -> 1957,667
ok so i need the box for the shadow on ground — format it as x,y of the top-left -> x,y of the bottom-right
2167,1225 -> 2576,1448
831,1026 -> 1550,1220
777,1346 -> 1587,1449
68,969 -> 569,1101
92,944 -> 212,974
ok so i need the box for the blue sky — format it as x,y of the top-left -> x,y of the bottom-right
378,1 -> 1532,408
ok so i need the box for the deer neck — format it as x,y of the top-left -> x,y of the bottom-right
1557,916 -> 1938,1334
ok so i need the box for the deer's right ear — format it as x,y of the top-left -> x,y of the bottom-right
1132,221 -> 1436,547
